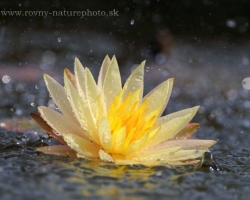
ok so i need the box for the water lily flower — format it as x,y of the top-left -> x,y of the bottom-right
32,55 -> 216,166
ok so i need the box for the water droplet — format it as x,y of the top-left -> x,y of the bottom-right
31,102 -> 36,107
0,123 -> 6,127
146,67 -> 150,72
21,135 -> 28,141
158,67 -> 162,71
242,77 -> 250,90
226,19 -> 236,28
130,19 -> 134,25
58,37 -> 62,42
2,75 -> 10,84
53,129 -> 62,136
35,85 -> 39,89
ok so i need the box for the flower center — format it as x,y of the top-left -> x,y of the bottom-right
107,90 -> 160,154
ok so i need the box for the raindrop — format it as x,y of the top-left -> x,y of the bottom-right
146,67 -> 150,72
31,102 -> 36,107
0,123 -> 6,127
158,67 -> 162,71
21,135 -> 28,141
58,37 -> 62,42
55,104 -> 59,110
2,75 -> 10,84
227,89 -> 237,101
130,19 -> 134,25
242,57 -> 249,65
242,77 -> 250,90
226,19 -> 236,28
35,84 -> 39,89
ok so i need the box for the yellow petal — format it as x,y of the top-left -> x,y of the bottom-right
98,55 -> 111,91
74,57 -> 86,98
146,106 -> 199,147
64,72 -> 88,130
131,146 -> 181,164
167,150 -> 207,162
98,117 -> 112,152
31,112 -> 66,145
103,56 -> 122,110
111,126 -> 126,152
64,72 -> 99,143
99,149 -> 114,162
143,78 -> 173,116
43,74 -> 76,121
158,106 -> 199,125
97,92 -> 107,121
85,68 -> 99,123
173,123 -> 200,139
38,106 -> 88,139
148,139 -> 216,151
37,145 -> 77,157
63,134 -> 100,158
122,61 -> 145,102
64,68 -> 77,88
123,132 -> 149,155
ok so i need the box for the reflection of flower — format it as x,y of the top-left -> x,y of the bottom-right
33,55 -> 216,166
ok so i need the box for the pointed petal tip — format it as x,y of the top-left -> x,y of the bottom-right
64,68 -> 70,77
168,77 -> 174,82
104,54 -> 111,59
43,73 -> 50,81
194,105 -> 200,111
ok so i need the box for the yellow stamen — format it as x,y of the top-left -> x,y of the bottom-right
107,90 -> 161,155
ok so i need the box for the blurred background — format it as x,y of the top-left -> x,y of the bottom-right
1,1 -> 250,199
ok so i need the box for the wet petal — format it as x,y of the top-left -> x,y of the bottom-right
148,139 -> 216,151
97,92 -> 107,121
167,150 -> 207,162
131,147 -> 180,164
98,117 -> 112,152
98,55 -> 111,91
173,123 -> 200,139
38,106 -> 88,140
99,149 -> 114,162
64,68 -> 76,88
64,71 -> 99,143
31,112 -> 66,145
145,106 -> 199,147
74,57 -> 86,98
85,68 -> 99,123
63,134 -> 100,158
43,74 -> 76,121
37,145 -> 77,157
103,56 -> 122,110
158,106 -> 199,125
122,61 -> 145,102
111,126 -> 126,152
123,132 -> 149,155
143,78 -> 173,116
